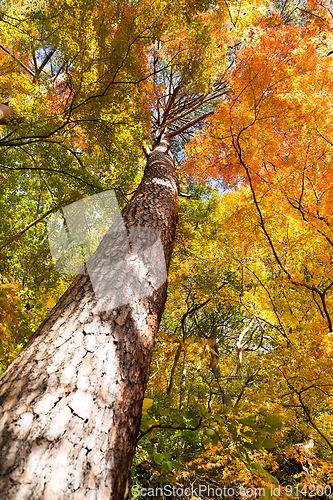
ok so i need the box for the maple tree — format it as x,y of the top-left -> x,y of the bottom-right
163,1 -> 333,494
1,0 -> 333,498
135,179 -> 333,496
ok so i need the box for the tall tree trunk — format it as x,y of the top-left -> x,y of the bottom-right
166,344 -> 182,400
0,134 -> 178,500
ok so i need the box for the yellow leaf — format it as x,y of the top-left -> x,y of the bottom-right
207,339 -> 216,346
142,398 -> 154,416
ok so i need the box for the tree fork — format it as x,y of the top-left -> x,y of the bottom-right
0,134 -> 179,500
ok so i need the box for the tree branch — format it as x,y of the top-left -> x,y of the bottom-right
0,163 -> 98,191
0,43 -> 35,78
136,417 -> 203,444
166,111 -> 214,139
0,208 -> 55,250
296,389 -> 333,452
34,49 -> 56,81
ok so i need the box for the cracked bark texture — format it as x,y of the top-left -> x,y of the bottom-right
0,135 -> 178,500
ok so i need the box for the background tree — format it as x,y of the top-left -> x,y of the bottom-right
1,0 -> 333,498
133,175 -> 333,497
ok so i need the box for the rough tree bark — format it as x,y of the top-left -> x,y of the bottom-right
0,104 -> 14,125
0,134 -> 178,500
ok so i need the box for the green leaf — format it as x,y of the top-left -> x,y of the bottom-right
184,410 -> 197,420
264,486 -> 272,498
206,428 -> 219,445
156,476 -> 168,484
162,461 -> 173,472
264,471 -> 279,486
266,427 -> 278,434
215,414 -> 223,424
250,463 -> 264,473
265,415 -> 282,429
198,408 -> 210,418
229,419 -> 239,426
249,463 -> 279,487
140,416 -> 149,431
256,427 -> 271,434
240,416 -> 255,426
243,441 -> 255,451
227,424 -> 237,438
239,416 -> 258,429
262,438 -> 275,449
153,453 -> 163,464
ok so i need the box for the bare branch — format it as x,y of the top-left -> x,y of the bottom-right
137,417 -> 202,444
34,49 -> 56,80
166,111 -> 214,139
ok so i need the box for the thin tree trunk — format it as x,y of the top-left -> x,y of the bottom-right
179,348 -> 187,415
0,134 -> 178,500
166,344 -> 182,399
210,343 -> 233,408
227,318 -> 255,381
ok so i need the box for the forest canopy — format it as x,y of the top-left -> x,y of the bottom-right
1,0 -> 333,498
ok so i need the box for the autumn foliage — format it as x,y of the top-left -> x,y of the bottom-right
1,0 -> 333,497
